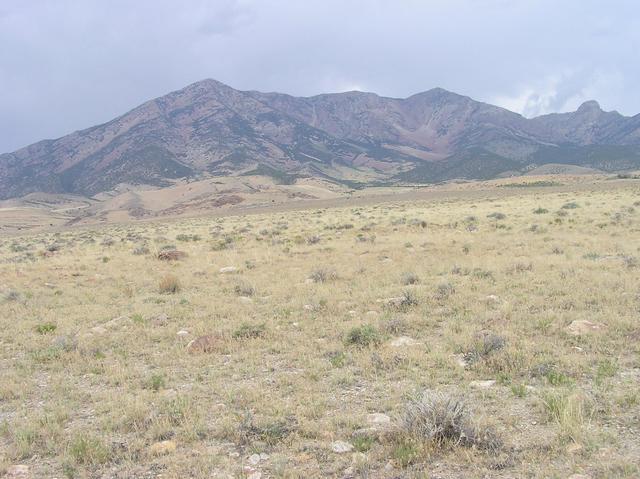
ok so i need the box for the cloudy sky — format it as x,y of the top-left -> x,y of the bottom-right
1,0 -> 639,152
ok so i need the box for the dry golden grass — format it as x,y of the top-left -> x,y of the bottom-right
1,182 -> 639,478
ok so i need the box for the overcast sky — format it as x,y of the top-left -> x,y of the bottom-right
1,0 -> 639,153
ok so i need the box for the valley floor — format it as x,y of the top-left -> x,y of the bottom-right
1,180 -> 639,478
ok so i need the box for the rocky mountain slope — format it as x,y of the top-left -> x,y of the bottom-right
1,78 -> 640,199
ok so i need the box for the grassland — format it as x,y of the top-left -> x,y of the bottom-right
1,182 -> 639,478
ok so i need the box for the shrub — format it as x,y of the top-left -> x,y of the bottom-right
533,207 -> 549,214
234,281 -> 255,297
487,212 -> 506,220
68,433 -> 111,465
176,234 -> 201,242
157,250 -> 187,261
36,322 -> 57,334
144,373 -> 166,392
401,390 -> 500,450
400,272 -> 420,285
232,323 -> 265,339
132,245 -> 149,255
309,268 -> 338,283
158,274 -> 181,294
561,201 -> 579,209
345,325 -> 380,347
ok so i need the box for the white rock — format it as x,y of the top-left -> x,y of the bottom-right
248,453 -> 261,465
5,465 -> 29,478
219,266 -> 237,274
176,330 -> 190,337
469,379 -> 496,389
367,413 -> 391,425
389,336 -> 421,347
331,440 -> 354,453
566,320 -> 604,336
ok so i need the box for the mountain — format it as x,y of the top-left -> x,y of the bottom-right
1,79 -> 640,199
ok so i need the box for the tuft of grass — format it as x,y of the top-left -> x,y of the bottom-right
158,274 -> 181,294
541,391 -> 593,443
68,433 -> 111,465
400,272 -> 420,285
345,325 -> 380,347
36,322 -> 57,334
232,323 -> 266,339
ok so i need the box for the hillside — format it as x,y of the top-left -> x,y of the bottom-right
1,79 -> 640,199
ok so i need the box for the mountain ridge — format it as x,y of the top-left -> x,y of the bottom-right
1,78 -> 640,200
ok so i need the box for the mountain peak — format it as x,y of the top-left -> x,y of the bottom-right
576,100 -> 602,114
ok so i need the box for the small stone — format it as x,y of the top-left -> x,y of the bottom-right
219,266 -> 237,274
367,413 -> 391,425
389,336 -> 421,347
5,465 -> 29,478
91,326 -> 107,335
566,320 -> 604,336
331,440 -> 354,453
303,304 -> 314,311
248,453 -> 261,465
469,379 -> 496,389
149,440 -> 176,456
455,354 -> 469,368
176,330 -> 190,337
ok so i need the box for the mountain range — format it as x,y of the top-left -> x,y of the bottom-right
2,78 -> 640,200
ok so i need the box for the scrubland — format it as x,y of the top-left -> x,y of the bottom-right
1,183 -> 639,478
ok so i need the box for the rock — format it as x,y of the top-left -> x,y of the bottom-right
389,336 -> 421,347
469,379 -> 496,389
566,320 -> 604,336
455,354 -> 469,368
104,315 -> 129,329
176,330 -> 190,337
248,453 -> 261,465
5,465 -> 29,478
219,266 -> 237,274
331,440 -> 354,453
303,304 -> 314,311
367,413 -> 391,426
187,335 -> 218,354
149,440 -> 176,456
90,326 -> 107,335
566,442 -> 584,455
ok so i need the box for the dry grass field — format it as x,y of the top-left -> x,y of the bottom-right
1,181 -> 640,478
